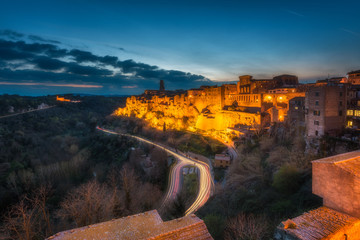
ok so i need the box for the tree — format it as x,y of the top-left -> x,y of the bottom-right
3,186 -> 52,240
3,199 -> 39,240
58,180 -> 113,227
224,213 -> 269,240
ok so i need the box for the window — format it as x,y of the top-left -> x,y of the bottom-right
340,101 -> 343,106
313,110 -> 320,116
347,110 -> 354,116
340,92 -> 343,97
314,121 -> 319,125
315,130 -> 319,136
355,110 -> 360,117
315,92 -> 319,96
339,110 -> 342,116
315,100 -> 319,106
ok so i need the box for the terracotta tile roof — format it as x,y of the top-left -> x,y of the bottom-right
47,210 -> 213,240
277,207 -> 360,240
312,151 -> 360,164
312,150 -> 360,177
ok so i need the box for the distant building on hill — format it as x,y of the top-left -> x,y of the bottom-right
47,209 -> 213,240
214,153 -> 231,168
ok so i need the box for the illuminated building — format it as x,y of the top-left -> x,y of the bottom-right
114,75 -> 306,139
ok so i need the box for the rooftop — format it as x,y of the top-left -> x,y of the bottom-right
47,210 -> 213,240
312,150 -> 360,177
277,207 -> 360,240
348,70 -> 360,75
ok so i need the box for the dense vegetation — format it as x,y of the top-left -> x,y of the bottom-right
0,95 -> 169,239
198,124 -> 360,239
0,94 -> 57,116
2,94 -> 359,240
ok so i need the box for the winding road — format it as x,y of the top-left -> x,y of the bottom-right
96,126 -> 214,216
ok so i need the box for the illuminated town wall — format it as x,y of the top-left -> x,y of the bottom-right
114,75 -> 306,136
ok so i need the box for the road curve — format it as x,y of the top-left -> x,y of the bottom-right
96,126 -> 214,216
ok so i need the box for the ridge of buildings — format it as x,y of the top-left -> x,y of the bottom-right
115,69 -> 360,141
47,210 -> 213,240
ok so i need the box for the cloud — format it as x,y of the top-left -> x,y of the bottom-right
28,35 -> 61,44
0,30 -> 212,94
284,9 -> 305,18
341,28 -> 360,38
0,29 -> 24,40
33,56 -> 66,70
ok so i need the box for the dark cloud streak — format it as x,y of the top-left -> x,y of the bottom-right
0,31 -> 212,94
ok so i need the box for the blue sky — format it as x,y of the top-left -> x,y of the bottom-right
0,0 -> 359,95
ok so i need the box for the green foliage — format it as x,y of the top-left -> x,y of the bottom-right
203,214 -> 225,240
272,165 -> 301,194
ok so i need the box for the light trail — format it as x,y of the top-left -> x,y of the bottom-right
0,106 -> 56,119
96,126 -> 214,215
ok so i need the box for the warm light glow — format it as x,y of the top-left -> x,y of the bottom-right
277,95 -> 286,103
264,95 -> 272,102
56,96 -> 81,103
347,110 -> 354,116
56,96 -> 71,102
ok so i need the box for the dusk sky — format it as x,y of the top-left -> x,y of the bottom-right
0,0 -> 360,95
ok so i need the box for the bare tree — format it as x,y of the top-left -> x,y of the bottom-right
119,164 -> 139,214
2,185 -> 52,240
33,185 -> 52,236
58,180 -> 113,227
224,213 -> 269,240
3,198 -> 39,240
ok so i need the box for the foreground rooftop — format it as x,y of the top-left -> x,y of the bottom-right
276,206 -> 360,240
47,210 -> 213,240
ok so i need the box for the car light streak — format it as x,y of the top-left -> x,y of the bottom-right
96,126 -> 214,215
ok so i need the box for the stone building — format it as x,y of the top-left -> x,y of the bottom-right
275,151 -> 360,240
114,73 -> 305,138
287,97 -> 305,126
47,210 -> 213,240
305,83 -> 346,137
214,153 -> 231,168
347,70 -> 360,85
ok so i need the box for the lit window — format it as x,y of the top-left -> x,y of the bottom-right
355,110 -> 360,117
347,110 -> 354,116
348,121 -> 353,127
295,106 -> 298,110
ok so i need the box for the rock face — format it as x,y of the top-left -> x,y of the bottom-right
114,93 -> 261,133
114,75 -> 305,136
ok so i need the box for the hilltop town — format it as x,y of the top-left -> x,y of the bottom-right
115,70 -> 360,142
